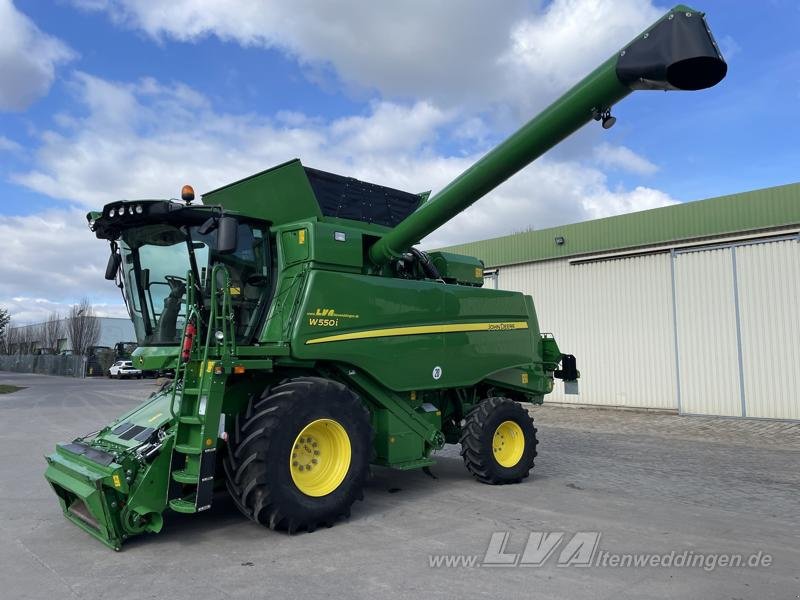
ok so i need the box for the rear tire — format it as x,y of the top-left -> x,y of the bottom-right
460,397 -> 537,484
224,377 -> 372,533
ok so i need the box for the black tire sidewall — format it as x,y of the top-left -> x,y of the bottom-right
461,398 -> 537,484
226,377 -> 372,530
481,401 -> 536,479
260,397 -> 369,522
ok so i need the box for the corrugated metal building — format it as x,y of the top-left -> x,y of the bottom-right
440,183 -> 800,420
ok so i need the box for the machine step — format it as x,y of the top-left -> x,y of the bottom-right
174,443 -> 202,455
179,416 -> 202,425
168,498 -> 197,514
171,469 -> 198,484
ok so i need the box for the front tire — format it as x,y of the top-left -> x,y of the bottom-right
460,397 -> 538,484
224,377 -> 372,533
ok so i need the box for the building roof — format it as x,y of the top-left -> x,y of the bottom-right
437,182 -> 800,268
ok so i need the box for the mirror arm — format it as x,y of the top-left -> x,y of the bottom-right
183,226 -> 205,311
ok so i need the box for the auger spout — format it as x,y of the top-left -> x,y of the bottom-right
367,5 -> 726,266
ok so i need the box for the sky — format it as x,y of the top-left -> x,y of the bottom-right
0,0 -> 798,323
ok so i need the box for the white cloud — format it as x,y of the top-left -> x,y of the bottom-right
72,0 -> 663,113
0,0 -> 702,318
421,157 -> 675,248
71,0 -> 527,107
3,297 -> 128,325
0,0 -> 76,111
13,72 -> 675,247
0,135 -> 22,152
0,208 -> 123,322
4,67 -> 677,318
13,72 -> 457,205
330,101 -> 451,155
579,184 -> 677,220
719,34 -> 741,61
501,0 -> 661,111
593,142 -> 658,175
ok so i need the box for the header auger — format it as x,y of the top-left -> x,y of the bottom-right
45,5 -> 725,549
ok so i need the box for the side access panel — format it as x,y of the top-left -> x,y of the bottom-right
290,270 -> 538,391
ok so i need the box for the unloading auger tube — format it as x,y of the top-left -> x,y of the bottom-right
367,5 -> 726,266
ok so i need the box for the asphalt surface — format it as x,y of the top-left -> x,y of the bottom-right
0,372 -> 797,599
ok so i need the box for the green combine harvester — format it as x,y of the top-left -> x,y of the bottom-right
45,5 -> 726,549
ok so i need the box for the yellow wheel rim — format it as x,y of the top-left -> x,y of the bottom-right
290,419 -> 351,497
492,420 -> 525,468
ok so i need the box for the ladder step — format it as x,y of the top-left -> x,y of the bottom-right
182,387 -> 201,396
174,444 -> 202,455
172,469 -> 198,484
168,498 -> 197,514
179,416 -> 202,425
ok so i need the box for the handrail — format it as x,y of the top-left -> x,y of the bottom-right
168,264 -> 237,420
168,270 -> 197,419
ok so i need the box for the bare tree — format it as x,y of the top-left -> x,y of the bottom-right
0,307 -> 8,346
67,299 -> 101,356
0,321 -> 14,355
15,324 -> 35,355
8,323 -> 21,354
41,312 -> 65,353
0,308 -> 9,354
30,322 -> 45,353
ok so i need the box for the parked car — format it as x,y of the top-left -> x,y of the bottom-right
107,360 -> 143,379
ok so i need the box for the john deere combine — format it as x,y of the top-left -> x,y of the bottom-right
45,5 -> 726,549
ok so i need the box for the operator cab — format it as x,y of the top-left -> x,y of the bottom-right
90,198 -> 272,347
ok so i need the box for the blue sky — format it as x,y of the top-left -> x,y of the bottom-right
0,0 -> 798,322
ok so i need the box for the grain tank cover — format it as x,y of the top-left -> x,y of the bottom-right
305,167 -> 424,227
203,158 -> 424,227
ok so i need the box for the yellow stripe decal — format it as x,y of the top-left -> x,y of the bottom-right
305,321 -> 528,345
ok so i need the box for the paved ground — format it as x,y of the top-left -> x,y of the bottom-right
0,373 -> 797,600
